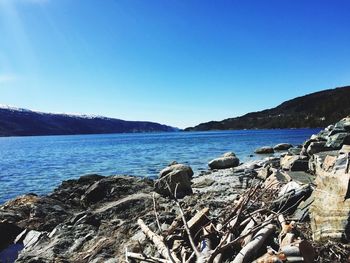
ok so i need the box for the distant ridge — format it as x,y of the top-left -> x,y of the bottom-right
0,106 -> 178,136
185,85 -> 350,131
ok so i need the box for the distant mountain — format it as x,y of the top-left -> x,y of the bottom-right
185,86 -> 350,131
0,105 -> 178,136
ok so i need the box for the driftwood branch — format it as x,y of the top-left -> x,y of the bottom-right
126,251 -> 171,263
231,223 -> 276,263
137,218 -> 181,263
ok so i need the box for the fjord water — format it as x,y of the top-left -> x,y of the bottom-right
0,129 -> 319,204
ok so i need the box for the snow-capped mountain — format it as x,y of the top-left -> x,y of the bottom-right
0,105 -> 178,136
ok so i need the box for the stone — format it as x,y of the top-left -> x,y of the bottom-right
293,195 -> 314,221
263,169 -> 291,189
223,151 -> 236,157
288,147 -> 302,156
280,155 -> 309,171
325,133 -> 350,150
329,128 -> 347,136
155,163 -> 193,198
308,150 -> 339,175
325,124 -> 335,132
81,180 -> 109,206
309,153 -> 350,241
278,181 -> 302,196
9,175 -> 155,262
192,178 -> 215,188
335,116 -> 350,131
159,164 -> 193,179
339,144 -> 350,154
273,143 -> 293,151
254,146 -> 274,154
208,152 -> 240,169
306,141 -> 327,155
301,138 -> 326,156
322,155 -> 337,172
23,230 -> 42,249
256,166 -> 272,180
284,171 -> 315,185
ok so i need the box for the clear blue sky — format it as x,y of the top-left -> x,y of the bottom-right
0,0 -> 350,128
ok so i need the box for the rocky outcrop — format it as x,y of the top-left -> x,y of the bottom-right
154,163 -> 193,198
0,175 -> 154,262
309,153 -> 350,241
208,152 -> 240,169
280,155 -> 309,171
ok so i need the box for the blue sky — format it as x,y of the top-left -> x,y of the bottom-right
0,0 -> 350,128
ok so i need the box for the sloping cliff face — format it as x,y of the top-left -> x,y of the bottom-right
0,106 -> 178,136
185,86 -> 350,131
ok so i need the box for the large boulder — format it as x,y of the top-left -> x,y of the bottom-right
309,153 -> 350,241
159,163 -> 193,179
306,141 -> 327,156
81,180 -> 109,206
208,152 -> 240,169
301,137 -> 327,156
325,133 -> 350,150
280,155 -> 309,171
308,150 -> 339,175
334,116 -> 350,131
254,146 -> 274,154
273,143 -> 293,151
154,163 -> 193,198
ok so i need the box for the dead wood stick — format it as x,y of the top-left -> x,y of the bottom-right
240,218 -> 256,246
137,218 -> 181,263
171,183 -> 201,258
175,197 -> 201,258
126,251 -> 171,263
188,207 -> 210,231
231,223 -> 276,263
208,216 -> 276,263
153,193 -> 163,233
167,214 -> 185,236
222,184 -> 259,226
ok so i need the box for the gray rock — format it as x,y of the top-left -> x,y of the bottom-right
308,150 -> 339,174
288,147 -> 302,155
280,155 -> 309,171
254,146 -> 274,154
273,143 -> 293,151
328,128 -> 347,136
159,164 -> 193,179
325,132 -> 350,150
22,230 -> 42,249
325,124 -> 334,132
10,175 -> 155,262
208,152 -> 240,169
192,178 -> 215,188
306,141 -> 327,155
309,153 -> 350,241
155,163 -> 193,198
339,144 -> 350,154
334,116 -> 350,131
81,180 -> 109,206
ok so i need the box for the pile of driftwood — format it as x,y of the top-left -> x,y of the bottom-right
125,176 -> 318,263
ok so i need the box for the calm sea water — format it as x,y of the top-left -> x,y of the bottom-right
0,129 -> 320,204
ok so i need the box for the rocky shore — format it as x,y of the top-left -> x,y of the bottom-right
1,117 -> 350,262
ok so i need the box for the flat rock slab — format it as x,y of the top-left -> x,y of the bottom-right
284,171 -> 315,185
